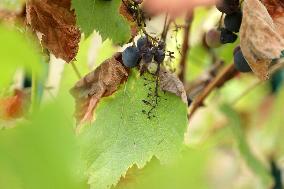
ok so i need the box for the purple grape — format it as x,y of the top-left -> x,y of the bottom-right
224,10 -> 242,33
205,28 -> 222,48
122,46 -> 140,68
154,49 -> 165,63
234,47 -> 251,72
220,28 -> 238,44
158,40 -> 165,50
137,36 -> 149,51
142,49 -> 154,63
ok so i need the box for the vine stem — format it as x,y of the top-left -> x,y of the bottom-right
189,63 -> 237,119
218,13 -> 224,28
189,59 -> 284,120
71,61 -> 82,79
178,14 -> 192,82
161,13 -> 171,41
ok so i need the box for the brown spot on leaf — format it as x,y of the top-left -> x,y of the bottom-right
70,53 -> 129,126
240,0 -> 284,80
26,0 -> 80,62
159,67 -> 187,105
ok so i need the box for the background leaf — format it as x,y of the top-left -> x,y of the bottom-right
72,0 -> 131,44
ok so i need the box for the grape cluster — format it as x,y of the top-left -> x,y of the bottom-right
218,0 -> 242,44
205,0 -> 251,73
122,36 -> 166,72
205,0 -> 242,48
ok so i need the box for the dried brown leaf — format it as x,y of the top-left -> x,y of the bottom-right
159,67 -> 187,105
70,53 -> 129,125
240,0 -> 284,80
26,0 -> 80,62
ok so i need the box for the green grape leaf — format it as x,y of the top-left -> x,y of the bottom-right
72,0 -> 131,44
79,70 -> 188,189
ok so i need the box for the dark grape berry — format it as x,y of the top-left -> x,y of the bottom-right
137,36 -> 148,51
205,28 -> 221,48
154,49 -> 165,63
216,0 -> 240,14
122,46 -> 140,68
234,47 -> 251,72
224,11 -> 242,33
220,28 -> 238,44
142,49 -> 153,63
158,40 -> 165,50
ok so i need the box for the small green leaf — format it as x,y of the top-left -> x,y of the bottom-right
80,70 -> 188,189
72,0 -> 131,44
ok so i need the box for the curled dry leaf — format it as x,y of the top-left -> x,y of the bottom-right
240,0 -> 284,80
70,53 -> 129,125
159,67 -> 187,105
26,0 -> 80,62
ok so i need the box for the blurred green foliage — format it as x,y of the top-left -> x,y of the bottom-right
0,103 -> 87,189
0,25 -> 42,88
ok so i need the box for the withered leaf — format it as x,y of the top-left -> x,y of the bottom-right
159,67 -> 187,105
26,0 -> 80,62
70,53 -> 129,125
240,0 -> 284,80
